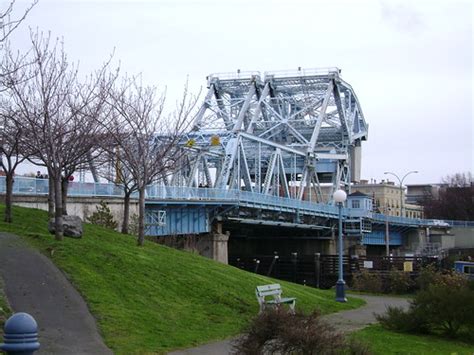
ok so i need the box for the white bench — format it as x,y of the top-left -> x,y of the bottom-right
255,283 -> 296,313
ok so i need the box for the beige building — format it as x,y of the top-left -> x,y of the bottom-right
352,179 -> 423,218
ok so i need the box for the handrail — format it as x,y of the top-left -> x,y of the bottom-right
264,67 -> 340,79
1,176 -> 473,228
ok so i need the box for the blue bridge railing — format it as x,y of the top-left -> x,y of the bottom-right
0,176 -> 128,197
1,176 -> 473,228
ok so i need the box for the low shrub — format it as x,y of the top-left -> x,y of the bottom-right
378,271 -> 474,339
416,264 -> 438,290
128,213 -> 139,236
86,201 -> 118,230
414,280 -> 474,337
233,309 -> 371,354
351,269 -> 384,294
376,306 -> 429,334
388,269 -> 414,294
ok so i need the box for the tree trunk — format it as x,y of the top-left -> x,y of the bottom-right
4,173 -> 14,223
137,187 -> 145,246
121,191 -> 131,234
48,174 -> 55,218
53,175 -> 64,241
61,177 -> 69,215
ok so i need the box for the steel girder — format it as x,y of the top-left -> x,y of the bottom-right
177,68 -> 368,203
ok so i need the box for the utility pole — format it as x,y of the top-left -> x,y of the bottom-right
385,207 -> 390,256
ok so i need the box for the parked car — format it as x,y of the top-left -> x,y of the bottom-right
454,261 -> 474,280
432,219 -> 449,227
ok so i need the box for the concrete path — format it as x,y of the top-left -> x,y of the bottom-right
168,293 -> 410,355
323,294 -> 410,333
0,232 -> 112,355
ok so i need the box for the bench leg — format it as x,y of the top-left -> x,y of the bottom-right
289,301 -> 296,314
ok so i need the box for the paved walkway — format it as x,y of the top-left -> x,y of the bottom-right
323,294 -> 409,333
0,232 -> 112,355
168,294 -> 410,355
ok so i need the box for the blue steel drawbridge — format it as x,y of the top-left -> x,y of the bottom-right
173,67 -> 367,199
144,67 -> 437,244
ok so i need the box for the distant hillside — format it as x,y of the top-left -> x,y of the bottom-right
0,205 -> 363,354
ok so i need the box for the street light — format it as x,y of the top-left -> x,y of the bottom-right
334,189 -> 347,302
384,170 -> 418,218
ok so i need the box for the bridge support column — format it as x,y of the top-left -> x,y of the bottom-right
211,232 -> 230,264
350,244 -> 367,257
210,223 -> 230,264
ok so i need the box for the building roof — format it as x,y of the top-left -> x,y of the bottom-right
348,191 -> 371,198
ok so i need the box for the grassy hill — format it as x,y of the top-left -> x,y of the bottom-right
0,205 -> 363,354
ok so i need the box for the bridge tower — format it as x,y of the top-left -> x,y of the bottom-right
174,67 -> 368,203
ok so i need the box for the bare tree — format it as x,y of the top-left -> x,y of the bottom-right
97,150 -> 138,234
116,166 -> 138,234
0,99 -> 29,222
441,172 -> 472,188
3,31 -> 115,240
58,83 -> 116,215
0,2 -> 37,89
0,0 -> 37,43
102,76 -> 197,245
423,172 -> 474,221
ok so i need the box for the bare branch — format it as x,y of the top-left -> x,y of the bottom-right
0,0 -> 38,43
3,29 -> 117,239
98,75 -> 199,245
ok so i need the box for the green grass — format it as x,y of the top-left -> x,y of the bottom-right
0,205 -> 364,354
353,324 -> 474,354
0,277 -> 12,335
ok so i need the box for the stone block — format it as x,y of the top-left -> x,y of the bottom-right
48,215 -> 83,238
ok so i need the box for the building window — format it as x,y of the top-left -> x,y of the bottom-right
463,266 -> 474,275
352,200 -> 360,209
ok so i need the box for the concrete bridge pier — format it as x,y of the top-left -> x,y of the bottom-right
184,222 -> 230,264
152,222 -> 230,264
209,223 -> 230,264
349,244 -> 367,257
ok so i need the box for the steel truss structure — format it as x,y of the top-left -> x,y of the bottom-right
171,67 -> 368,203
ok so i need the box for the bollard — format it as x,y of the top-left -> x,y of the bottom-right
266,254 -> 279,276
0,313 -> 40,355
314,252 -> 321,288
254,259 -> 260,273
291,252 -> 298,283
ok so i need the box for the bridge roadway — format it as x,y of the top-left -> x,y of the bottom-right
145,185 -> 445,229
2,177 -> 470,232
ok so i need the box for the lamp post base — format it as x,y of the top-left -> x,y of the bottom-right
335,280 -> 347,302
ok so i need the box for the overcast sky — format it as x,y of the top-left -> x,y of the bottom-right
10,0 -> 473,184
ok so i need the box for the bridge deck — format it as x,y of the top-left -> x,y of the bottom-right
1,177 -> 472,229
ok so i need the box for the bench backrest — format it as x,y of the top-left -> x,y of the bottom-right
256,284 -> 282,298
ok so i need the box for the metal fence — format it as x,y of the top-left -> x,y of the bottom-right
0,176 -> 128,198
229,254 -> 440,289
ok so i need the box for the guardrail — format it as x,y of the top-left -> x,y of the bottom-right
1,176 -> 472,228
207,71 -> 261,82
264,67 -> 340,79
145,185 -> 342,217
0,176 -> 127,198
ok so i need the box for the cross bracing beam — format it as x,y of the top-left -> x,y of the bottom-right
175,68 -> 368,203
